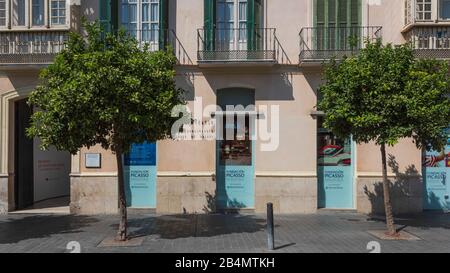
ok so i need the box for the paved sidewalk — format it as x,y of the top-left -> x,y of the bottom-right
0,211 -> 449,253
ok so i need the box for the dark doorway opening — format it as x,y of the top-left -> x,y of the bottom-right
15,99 -> 34,210
13,98 -> 71,213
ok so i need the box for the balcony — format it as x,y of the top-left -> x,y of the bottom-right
0,28 -> 193,67
405,26 -> 450,59
0,31 -> 68,66
299,26 -> 383,66
122,28 -> 193,65
197,28 -> 290,66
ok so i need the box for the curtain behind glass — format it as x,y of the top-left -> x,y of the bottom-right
32,0 -> 45,26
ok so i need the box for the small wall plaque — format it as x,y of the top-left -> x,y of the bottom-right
85,153 -> 101,168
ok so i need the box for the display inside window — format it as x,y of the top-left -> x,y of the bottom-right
317,117 -> 352,167
219,114 -> 252,166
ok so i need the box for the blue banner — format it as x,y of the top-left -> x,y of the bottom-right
216,138 -> 255,209
423,128 -> 450,210
216,165 -> 255,209
318,137 -> 355,209
124,142 -> 157,208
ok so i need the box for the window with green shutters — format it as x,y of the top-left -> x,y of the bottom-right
314,0 -> 361,50
100,0 -> 168,50
203,0 -> 262,51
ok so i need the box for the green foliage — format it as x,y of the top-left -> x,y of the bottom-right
27,21 -> 185,154
318,41 -> 450,151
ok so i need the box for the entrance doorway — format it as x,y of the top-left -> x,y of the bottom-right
216,88 -> 255,209
14,99 -> 71,213
317,117 -> 355,209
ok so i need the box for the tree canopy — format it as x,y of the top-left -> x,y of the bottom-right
319,41 -> 450,151
27,22 -> 185,155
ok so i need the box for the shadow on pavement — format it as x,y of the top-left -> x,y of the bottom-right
111,214 -> 269,240
0,215 -> 99,244
367,211 -> 450,230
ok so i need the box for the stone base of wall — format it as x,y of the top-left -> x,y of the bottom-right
255,177 -> 317,214
157,176 -> 216,214
69,175 -> 318,215
70,175 -> 118,215
157,176 -> 318,214
357,175 -> 423,216
0,176 -> 8,214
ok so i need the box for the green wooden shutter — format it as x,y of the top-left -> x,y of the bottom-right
99,0 -> 118,34
314,0 -> 361,50
247,0 -> 262,51
204,0 -> 216,51
99,0 -> 111,33
159,0 -> 169,50
111,0 -> 118,32
247,0 -> 255,50
314,0 -> 325,50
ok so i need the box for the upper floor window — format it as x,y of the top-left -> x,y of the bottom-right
416,0 -> 432,21
315,0 -> 361,28
32,0 -> 45,25
0,0 -> 67,28
12,0 -> 26,26
440,0 -> 450,19
314,0 -> 361,50
216,0 -> 248,46
120,0 -> 160,44
50,0 -> 66,25
0,0 -> 6,26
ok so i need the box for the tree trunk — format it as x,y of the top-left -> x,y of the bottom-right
380,143 -> 397,236
116,151 -> 128,241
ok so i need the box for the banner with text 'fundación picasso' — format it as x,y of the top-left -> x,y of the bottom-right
423,128 -> 450,210
124,142 -> 157,208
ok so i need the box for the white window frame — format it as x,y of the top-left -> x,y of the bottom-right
11,0 -> 29,28
0,0 -> 8,28
49,0 -> 68,27
216,0 -> 248,50
0,0 -> 69,30
120,0 -> 160,51
416,0 -> 433,21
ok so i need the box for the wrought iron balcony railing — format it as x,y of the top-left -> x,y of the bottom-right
0,29 -> 193,66
197,27 -> 290,64
122,28 -> 193,65
299,26 -> 383,64
0,31 -> 68,65
406,26 -> 450,59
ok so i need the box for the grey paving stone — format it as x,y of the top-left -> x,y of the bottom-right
0,211 -> 449,253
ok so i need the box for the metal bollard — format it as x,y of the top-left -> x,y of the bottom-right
267,203 -> 275,250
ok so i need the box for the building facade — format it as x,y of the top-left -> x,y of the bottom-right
0,0 -> 449,215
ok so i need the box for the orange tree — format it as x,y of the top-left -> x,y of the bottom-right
27,22 -> 185,241
319,41 -> 450,236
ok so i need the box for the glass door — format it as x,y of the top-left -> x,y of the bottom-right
317,117 -> 355,209
216,113 -> 255,209
216,0 -> 247,52
120,0 -> 160,51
